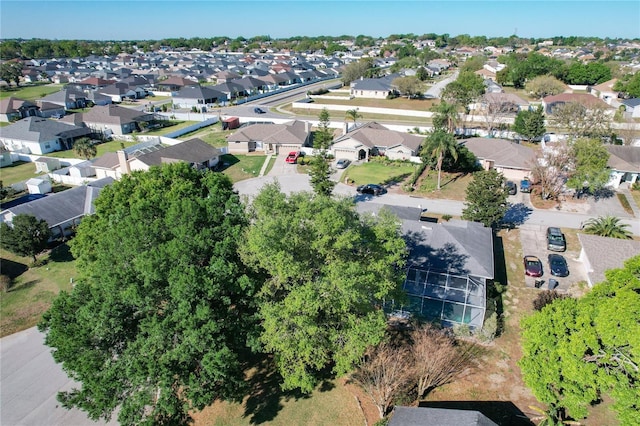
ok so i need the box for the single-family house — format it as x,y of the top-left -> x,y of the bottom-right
172,85 -> 227,109
39,87 -> 89,110
542,93 -> 612,115
97,83 -> 145,103
0,177 -> 114,240
578,234 -> 640,287
78,104 -> 154,136
350,73 -> 401,99
589,79 -> 618,104
226,120 -> 311,154
0,117 -> 91,154
36,101 -> 66,119
460,137 -> 535,181
389,406 -> 498,426
92,138 -> 220,179
0,97 -> 40,122
620,98 -> 640,119
359,204 -> 494,329
604,145 -> 640,188
473,92 -> 529,115
331,121 -> 423,161
155,76 -> 200,92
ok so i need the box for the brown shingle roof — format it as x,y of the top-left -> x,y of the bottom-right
461,137 -> 536,170
226,120 -> 309,145
578,233 -> 640,286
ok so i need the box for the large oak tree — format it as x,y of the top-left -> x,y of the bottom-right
240,184 -> 407,392
39,163 -> 259,425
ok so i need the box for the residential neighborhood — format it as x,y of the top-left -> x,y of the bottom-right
1,22 -> 640,426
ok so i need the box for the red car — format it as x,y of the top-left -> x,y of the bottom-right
524,255 -> 543,277
285,151 -> 300,164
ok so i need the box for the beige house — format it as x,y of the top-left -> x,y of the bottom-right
331,122 -> 423,162
70,104 -> 154,136
92,138 -> 220,179
460,137 -> 535,181
226,120 -> 311,154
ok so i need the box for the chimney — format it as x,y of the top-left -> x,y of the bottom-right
117,150 -> 130,175
305,121 -> 310,133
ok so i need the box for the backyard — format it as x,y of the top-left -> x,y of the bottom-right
343,160 -> 418,186
0,83 -> 63,101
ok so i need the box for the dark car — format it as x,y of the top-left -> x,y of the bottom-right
548,254 -> 569,277
524,255 -> 543,277
253,107 -> 266,114
356,184 -> 385,196
546,227 -> 566,252
506,181 -> 517,195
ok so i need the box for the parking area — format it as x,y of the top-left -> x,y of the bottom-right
519,224 -> 588,292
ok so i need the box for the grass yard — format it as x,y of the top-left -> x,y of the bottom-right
0,83 -> 63,101
413,170 -> 473,201
0,244 -> 76,337
45,139 -> 145,159
309,96 -> 438,111
144,120 -> 199,136
343,160 -> 417,186
630,187 -> 640,212
220,154 -> 267,183
193,374 -> 364,426
177,123 -> 232,148
0,160 -> 40,185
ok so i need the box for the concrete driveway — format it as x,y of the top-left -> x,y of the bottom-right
1,327 -> 115,426
519,224 -> 588,292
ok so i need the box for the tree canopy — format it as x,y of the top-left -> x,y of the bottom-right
512,106 -> 546,142
462,169 -> 508,228
39,163 -> 259,425
0,59 -> 23,86
442,71 -> 485,113
525,75 -> 566,99
520,255 -> 640,425
566,138 -> 611,194
0,214 -> 51,262
73,137 -> 97,160
392,76 -> 424,98
240,184 -> 407,392
421,130 -> 458,190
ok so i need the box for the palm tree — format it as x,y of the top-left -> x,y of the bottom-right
73,137 -> 97,160
582,215 -> 632,239
424,130 -> 458,190
430,101 -> 460,134
345,108 -> 361,131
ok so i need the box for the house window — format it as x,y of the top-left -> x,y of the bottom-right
44,143 -> 51,149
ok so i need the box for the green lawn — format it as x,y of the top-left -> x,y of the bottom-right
414,170 -> 474,201
344,160 -> 418,186
220,154 -> 267,183
45,139 -> 144,159
0,244 -> 76,337
0,122 -> 9,127
0,161 -> 40,185
0,84 -> 63,101
144,120 -> 199,136
177,123 -> 232,148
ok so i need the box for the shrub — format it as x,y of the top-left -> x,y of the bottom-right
452,323 -> 472,337
631,182 -> 640,191
475,312 -> 498,342
441,214 -> 452,221
532,290 -> 568,311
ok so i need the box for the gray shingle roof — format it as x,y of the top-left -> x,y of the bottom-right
1,178 -> 114,228
605,145 -> 640,172
578,233 -> 640,285
390,406 -> 498,426
0,117 -> 90,142
227,120 -> 310,145
174,85 -> 226,100
81,104 -> 152,126
135,138 -> 221,166
461,138 -> 536,170
333,121 -> 423,151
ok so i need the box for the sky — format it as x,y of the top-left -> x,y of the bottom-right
1,0 -> 639,41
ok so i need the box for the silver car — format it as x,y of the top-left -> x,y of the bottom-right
335,158 -> 351,169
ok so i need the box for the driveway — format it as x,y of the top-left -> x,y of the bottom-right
1,327 -> 115,426
519,224 -> 588,292
267,151 -> 299,176
424,71 -> 458,99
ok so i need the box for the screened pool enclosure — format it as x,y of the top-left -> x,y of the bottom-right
386,266 -> 487,329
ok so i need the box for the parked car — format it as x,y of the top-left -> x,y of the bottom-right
285,151 -> 300,164
335,158 -> 351,169
356,183 -> 385,196
524,255 -> 543,277
253,107 -> 266,114
506,181 -> 517,195
546,227 -> 566,252
548,254 -> 569,277
520,178 -> 531,193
